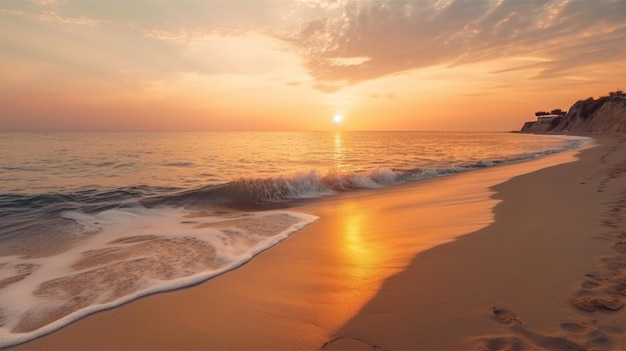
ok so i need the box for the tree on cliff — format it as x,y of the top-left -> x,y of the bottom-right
550,109 -> 567,116
535,109 -> 566,117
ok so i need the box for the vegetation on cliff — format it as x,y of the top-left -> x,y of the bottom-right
535,109 -> 567,117
521,91 -> 626,133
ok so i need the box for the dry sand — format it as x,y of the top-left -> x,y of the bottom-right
11,134 -> 626,351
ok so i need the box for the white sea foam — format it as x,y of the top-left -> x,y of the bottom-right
226,135 -> 593,202
0,205 -> 318,348
0,132 -> 593,348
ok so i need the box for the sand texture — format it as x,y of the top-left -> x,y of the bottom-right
11,134 -> 626,351
324,134 -> 626,351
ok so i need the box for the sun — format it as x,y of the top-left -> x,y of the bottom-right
333,113 -> 343,124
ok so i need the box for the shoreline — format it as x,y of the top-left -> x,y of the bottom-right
326,133 -> 626,350
10,134 -> 626,350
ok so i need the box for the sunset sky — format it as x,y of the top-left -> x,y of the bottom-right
1,0 -> 625,132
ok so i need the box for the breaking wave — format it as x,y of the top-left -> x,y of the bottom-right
0,132 -> 591,348
153,135 -> 590,208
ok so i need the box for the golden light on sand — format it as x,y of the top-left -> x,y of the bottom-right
329,202 -> 386,322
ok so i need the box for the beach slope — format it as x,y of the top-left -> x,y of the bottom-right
325,134 -> 626,351
12,135 -> 626,351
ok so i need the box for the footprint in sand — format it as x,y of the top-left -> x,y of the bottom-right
607,282 -> 626,297
569,295 -> 624,312
491,307 -> 521,325
478,307 -> 601,351
479,336 -> 528,351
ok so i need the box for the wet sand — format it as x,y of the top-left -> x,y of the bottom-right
325,134 -> 626,351
11,134 -> 626,350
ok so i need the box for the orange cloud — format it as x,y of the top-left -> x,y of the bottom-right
287,0 -> 626,90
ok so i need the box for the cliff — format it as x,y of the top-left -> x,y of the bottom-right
521,95 -> 626,133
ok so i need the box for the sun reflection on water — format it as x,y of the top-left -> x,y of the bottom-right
333,132 -> 343,163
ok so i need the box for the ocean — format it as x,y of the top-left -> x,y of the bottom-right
0,131 -> 589,347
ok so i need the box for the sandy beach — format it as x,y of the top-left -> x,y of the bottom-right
10,134 -> 626,351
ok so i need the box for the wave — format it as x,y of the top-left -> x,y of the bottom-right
0,205 -> 317,348
144,166 -> 467,208
0,186 -> 179,250
150,135 -> 590,208
162,161 -> 196,167
1,135 -> 589,216
0,133 -> 591,348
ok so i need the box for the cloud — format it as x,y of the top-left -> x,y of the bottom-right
287,0 -> 626,91
327,56 -> 370,67
142,27 -> 250,45
39,10 -> 108,26
34,0 -> 67,6
296,0 -> 347,11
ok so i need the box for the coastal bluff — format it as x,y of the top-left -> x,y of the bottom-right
521,93 -> 626,133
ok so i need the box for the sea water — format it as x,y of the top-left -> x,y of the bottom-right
0,131 -> 589,347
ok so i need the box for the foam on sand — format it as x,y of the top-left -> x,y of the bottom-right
0,205 -> 317,348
